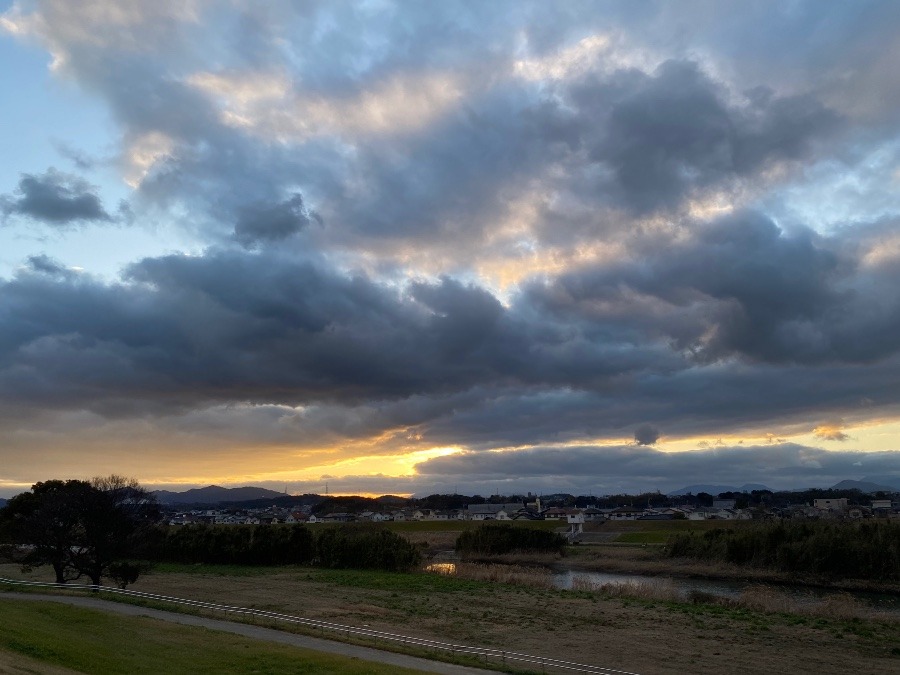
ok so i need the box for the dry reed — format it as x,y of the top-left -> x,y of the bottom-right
737,585 -> 892,622
428,562 -> 555,589
571,575 -> 681,602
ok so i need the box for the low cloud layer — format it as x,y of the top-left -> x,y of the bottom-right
415,443 -> 900,495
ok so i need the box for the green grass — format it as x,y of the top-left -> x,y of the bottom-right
600,519 -> 744,533
310,567 -> 491,594
0,598 -> 426,674
614,531 -> 673,544
383,519 -> 559,533
149,562 -> 290,576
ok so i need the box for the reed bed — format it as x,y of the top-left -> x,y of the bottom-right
570,575 -> 680,601
424,561 -> 555,589
570,575 -> 897,623
737,585 -> 881,621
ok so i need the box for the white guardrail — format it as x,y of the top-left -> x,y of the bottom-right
1,576 -> 639,675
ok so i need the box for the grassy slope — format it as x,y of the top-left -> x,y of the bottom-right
0,598 -> 425,675
3,562 -> 899,674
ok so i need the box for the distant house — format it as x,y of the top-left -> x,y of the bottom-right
582,507 -> 606,521
609,507 -> 644,521
543,507 -> 573,520
322,512 -> 355,523
466,503 -> 523,520
814,498 -> 848,511
713,499 -> 736,510
511,510 -> 544,521
687,507 -> 717,521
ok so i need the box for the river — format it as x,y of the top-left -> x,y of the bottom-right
426,562 -> 900,614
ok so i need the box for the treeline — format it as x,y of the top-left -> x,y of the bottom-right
456,523 -> 566,556
669,521 -> 900,581
2,479 -> 426,586
142,524 -> 315,566
142,524 -> 421,572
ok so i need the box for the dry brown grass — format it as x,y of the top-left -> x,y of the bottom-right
460,551 -> 564,567
5,563 -> 899,675
402,531 -> 458,551
570,575 -> 681,602
433,562 -> 555,589
737,585 -> 883,622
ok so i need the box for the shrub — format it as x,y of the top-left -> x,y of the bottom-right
669,521 -> 900,581
146,524 -> 315,566
315,527 -> 421,571
455,523 -> 566,556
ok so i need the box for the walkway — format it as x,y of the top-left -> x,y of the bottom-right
1,592 -> 496,675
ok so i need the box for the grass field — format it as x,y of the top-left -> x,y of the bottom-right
383,519 -> 559,533
0,598 -> 425,675
612,531 -> 673,544
3,561 -> 900,675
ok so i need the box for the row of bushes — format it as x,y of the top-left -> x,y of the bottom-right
455,523 -> 566,556
669,521 -> 900,581
142,524 -> 422,571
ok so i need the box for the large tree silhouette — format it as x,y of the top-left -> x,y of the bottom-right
0,475 -> 159,587
0,479 -> 92,583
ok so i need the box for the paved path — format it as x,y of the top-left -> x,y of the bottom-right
2,592 -> 496,675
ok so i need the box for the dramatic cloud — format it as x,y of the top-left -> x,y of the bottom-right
2,1 -> 900,493
415,443 -> 900,494
1,169 -> 110,224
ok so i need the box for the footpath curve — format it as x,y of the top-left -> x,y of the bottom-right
1,592 -> 495,675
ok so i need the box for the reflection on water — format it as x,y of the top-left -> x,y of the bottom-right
425,562 -> 457,575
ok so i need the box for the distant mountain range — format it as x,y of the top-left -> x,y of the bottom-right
0,497 -> 6,508
861,475 -> 900,490
152,485 -> 287,505
667,479 -> 899,497
667,484 -> 772,496
831,479 -> 899,493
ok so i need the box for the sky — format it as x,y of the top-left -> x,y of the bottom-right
2,1 -> 900,498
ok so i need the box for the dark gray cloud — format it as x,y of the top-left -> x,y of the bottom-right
525,210 -> 900,365
26,254 -> 70,277
233,193 -> 320,247
0,210 -> 898,451
1,169 -> 111,225
589,60 -> 841,212
415,442 -> 900,494
634,424 -> 660,446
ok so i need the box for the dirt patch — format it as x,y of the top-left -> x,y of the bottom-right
0,649 -> 78,675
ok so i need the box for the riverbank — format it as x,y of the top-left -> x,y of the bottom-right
560,544 -> 900,595
4,562 -> 898,674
